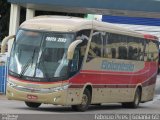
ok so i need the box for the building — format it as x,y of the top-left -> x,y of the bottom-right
6,0 -> 160,52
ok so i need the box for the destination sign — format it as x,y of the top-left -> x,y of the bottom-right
46,36 -> 67,43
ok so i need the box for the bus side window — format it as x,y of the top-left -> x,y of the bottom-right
139,39 -> 145,61
128,46 -> 134,60
87,31 -> 103,62
111,48 -> 116,58
127,37 -> 144,61
103,33 -> 119,59
117,35 -> 127,60
144,41 -> 149,61
70,49 -> 80,72
75,29 -> 90,70
118,46 -> 127,59
69,30 -> 91,77
147,40 -> 159,62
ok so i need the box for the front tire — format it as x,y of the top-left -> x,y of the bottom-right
25,101 -> 41,108
71,89 -> 91,112
122,88 -> 141,108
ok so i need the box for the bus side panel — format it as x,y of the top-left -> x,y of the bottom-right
141,39 -> 159,102
68,59 -> 135,104
68,59 -> 157,104
141,61 -> 157,102
68,71 -> 135,104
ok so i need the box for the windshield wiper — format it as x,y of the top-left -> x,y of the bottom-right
19,48 -> 36,78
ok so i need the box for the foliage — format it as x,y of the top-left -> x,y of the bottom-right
0,0 -> 10,41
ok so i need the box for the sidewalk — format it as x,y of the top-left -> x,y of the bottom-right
0,94 -> 7,100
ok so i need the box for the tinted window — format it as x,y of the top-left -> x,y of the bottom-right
147,40 -> 159,62
74,30 -> 90,70
127,37 -> 144,61
87,31 -> 103,62
103,33 -> 127,59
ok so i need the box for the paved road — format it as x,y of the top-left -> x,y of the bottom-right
0,75 -> 160,120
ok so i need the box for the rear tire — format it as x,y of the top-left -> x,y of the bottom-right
25,101 -> 41,108
71,89 -> 91,112
122,88 -> 141,108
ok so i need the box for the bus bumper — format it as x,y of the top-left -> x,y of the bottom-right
6,85 -> 68,105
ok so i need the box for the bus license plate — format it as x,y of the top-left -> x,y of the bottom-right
27,94 -> 38,100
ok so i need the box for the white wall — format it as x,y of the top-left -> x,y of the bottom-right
111,23 -> 160,41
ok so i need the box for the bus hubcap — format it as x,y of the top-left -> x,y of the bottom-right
82,94 -> 88,105
135,94 -> 139,105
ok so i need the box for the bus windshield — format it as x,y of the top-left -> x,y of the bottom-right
9,30 -> 75,81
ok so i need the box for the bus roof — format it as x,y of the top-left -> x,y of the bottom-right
20,16 -> 92,32
20,15 -> 158,41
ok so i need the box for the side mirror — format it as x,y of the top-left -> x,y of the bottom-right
67,40 -> 82,60
1,35 -> 15,53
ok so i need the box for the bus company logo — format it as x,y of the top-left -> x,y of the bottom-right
101,60 -> 135,72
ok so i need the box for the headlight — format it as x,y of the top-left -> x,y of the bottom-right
49,84 -> 70,92
7,80 -> 17,87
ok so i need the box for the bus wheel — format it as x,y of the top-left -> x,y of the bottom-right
71,89 -> 91,112
25,101 -> 41,108
122,88 -> 141,108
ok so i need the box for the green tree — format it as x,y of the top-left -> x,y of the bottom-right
0,0 -> 10,41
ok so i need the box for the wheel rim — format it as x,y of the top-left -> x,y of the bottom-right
82,94 -> 88,105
